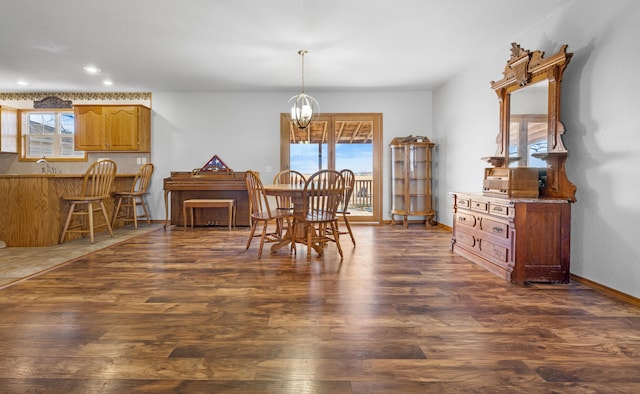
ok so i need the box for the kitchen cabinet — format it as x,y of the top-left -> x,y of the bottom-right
0,105 -> 18,153
74,105 -> 150,152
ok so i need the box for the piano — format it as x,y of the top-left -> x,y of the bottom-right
163,171 -> 250,227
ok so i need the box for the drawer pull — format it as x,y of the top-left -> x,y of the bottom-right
458,216 -> 466,222
493,226 -> 503,234
493,206 -> 503,212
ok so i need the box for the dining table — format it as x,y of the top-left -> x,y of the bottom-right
262,183 -> 325,255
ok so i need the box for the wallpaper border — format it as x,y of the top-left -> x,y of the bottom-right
0,92 -> 152,101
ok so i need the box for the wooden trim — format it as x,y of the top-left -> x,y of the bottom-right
570,274 -> 640,308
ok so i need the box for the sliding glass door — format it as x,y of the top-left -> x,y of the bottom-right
280,113 -> 382,223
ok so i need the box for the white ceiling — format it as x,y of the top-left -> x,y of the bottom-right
0,0 -> 573,93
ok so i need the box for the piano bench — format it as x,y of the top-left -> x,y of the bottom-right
183,199 -> 236,230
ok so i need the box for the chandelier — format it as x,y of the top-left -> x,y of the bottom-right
288,50 -> 319,130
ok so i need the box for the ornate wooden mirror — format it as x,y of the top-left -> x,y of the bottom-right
484,43 -> 576,202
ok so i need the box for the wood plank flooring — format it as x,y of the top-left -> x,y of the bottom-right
1,224 -> 639,393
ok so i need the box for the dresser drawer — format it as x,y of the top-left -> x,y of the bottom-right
455,212 -> 477,228
457,197 -> 471,209
481,217 -> 509,239
455,228 -> 477,249
480,238 -> 510,263
489,202 -> 510,217
471,199 -> 489,213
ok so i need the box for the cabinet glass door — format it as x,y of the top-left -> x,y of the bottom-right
391,145 -> 406,212
409,145 -> 427,212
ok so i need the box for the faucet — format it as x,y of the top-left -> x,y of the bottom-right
36,157 -> 52,174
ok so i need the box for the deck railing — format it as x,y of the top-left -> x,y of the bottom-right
300,173 -> 373,213
350,178 -> 372,212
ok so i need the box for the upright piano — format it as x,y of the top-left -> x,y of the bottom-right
163,171 -> 250,227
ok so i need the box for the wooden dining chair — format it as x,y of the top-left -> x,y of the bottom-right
112,163 -> 154,229
272,169 -> 306,236
245,170 -> 292,258
272,169 -> 306,210
332,169 -> 356,246
60,159 -> 117,244
291,169 -> 345,262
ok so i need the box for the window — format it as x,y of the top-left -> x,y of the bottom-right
20,110 -> 85,160
509,114 -> 547,167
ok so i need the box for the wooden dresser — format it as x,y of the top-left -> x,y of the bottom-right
452,43 -> 576,284
451,192 -> 570,284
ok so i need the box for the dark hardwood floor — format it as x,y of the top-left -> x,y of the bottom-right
1,224 -> 639,393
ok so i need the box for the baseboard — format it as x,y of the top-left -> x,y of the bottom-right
571,274 -> 640,308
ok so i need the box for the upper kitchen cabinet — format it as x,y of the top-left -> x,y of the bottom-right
0,105 -> 18,153
74,105 -> 150,152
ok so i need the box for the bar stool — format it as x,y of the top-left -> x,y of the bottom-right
112,163 -> 154,229
60,159 -> 117,244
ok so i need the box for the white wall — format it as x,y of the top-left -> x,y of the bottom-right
147,91 -> 432,223
433,0 -> 640,297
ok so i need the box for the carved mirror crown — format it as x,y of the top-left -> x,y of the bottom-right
484,43 -> 576,202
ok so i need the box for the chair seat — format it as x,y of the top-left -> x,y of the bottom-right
252,209 -> 290,221
63,195 -> 107,202
299,210 -> 335,223
113,191 -> 145,197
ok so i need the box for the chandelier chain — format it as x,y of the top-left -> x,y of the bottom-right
299,49 -> 307,94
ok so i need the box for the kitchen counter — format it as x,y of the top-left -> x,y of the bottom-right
0,173 -> 136,247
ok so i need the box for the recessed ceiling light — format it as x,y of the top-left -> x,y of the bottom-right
83,66 -> 101,74
103,80 -> 113,86
17,80 -> 28,86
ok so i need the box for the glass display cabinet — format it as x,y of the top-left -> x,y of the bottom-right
390,136 -> 435,227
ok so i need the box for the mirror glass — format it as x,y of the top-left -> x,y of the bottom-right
508,79 -> 548,167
